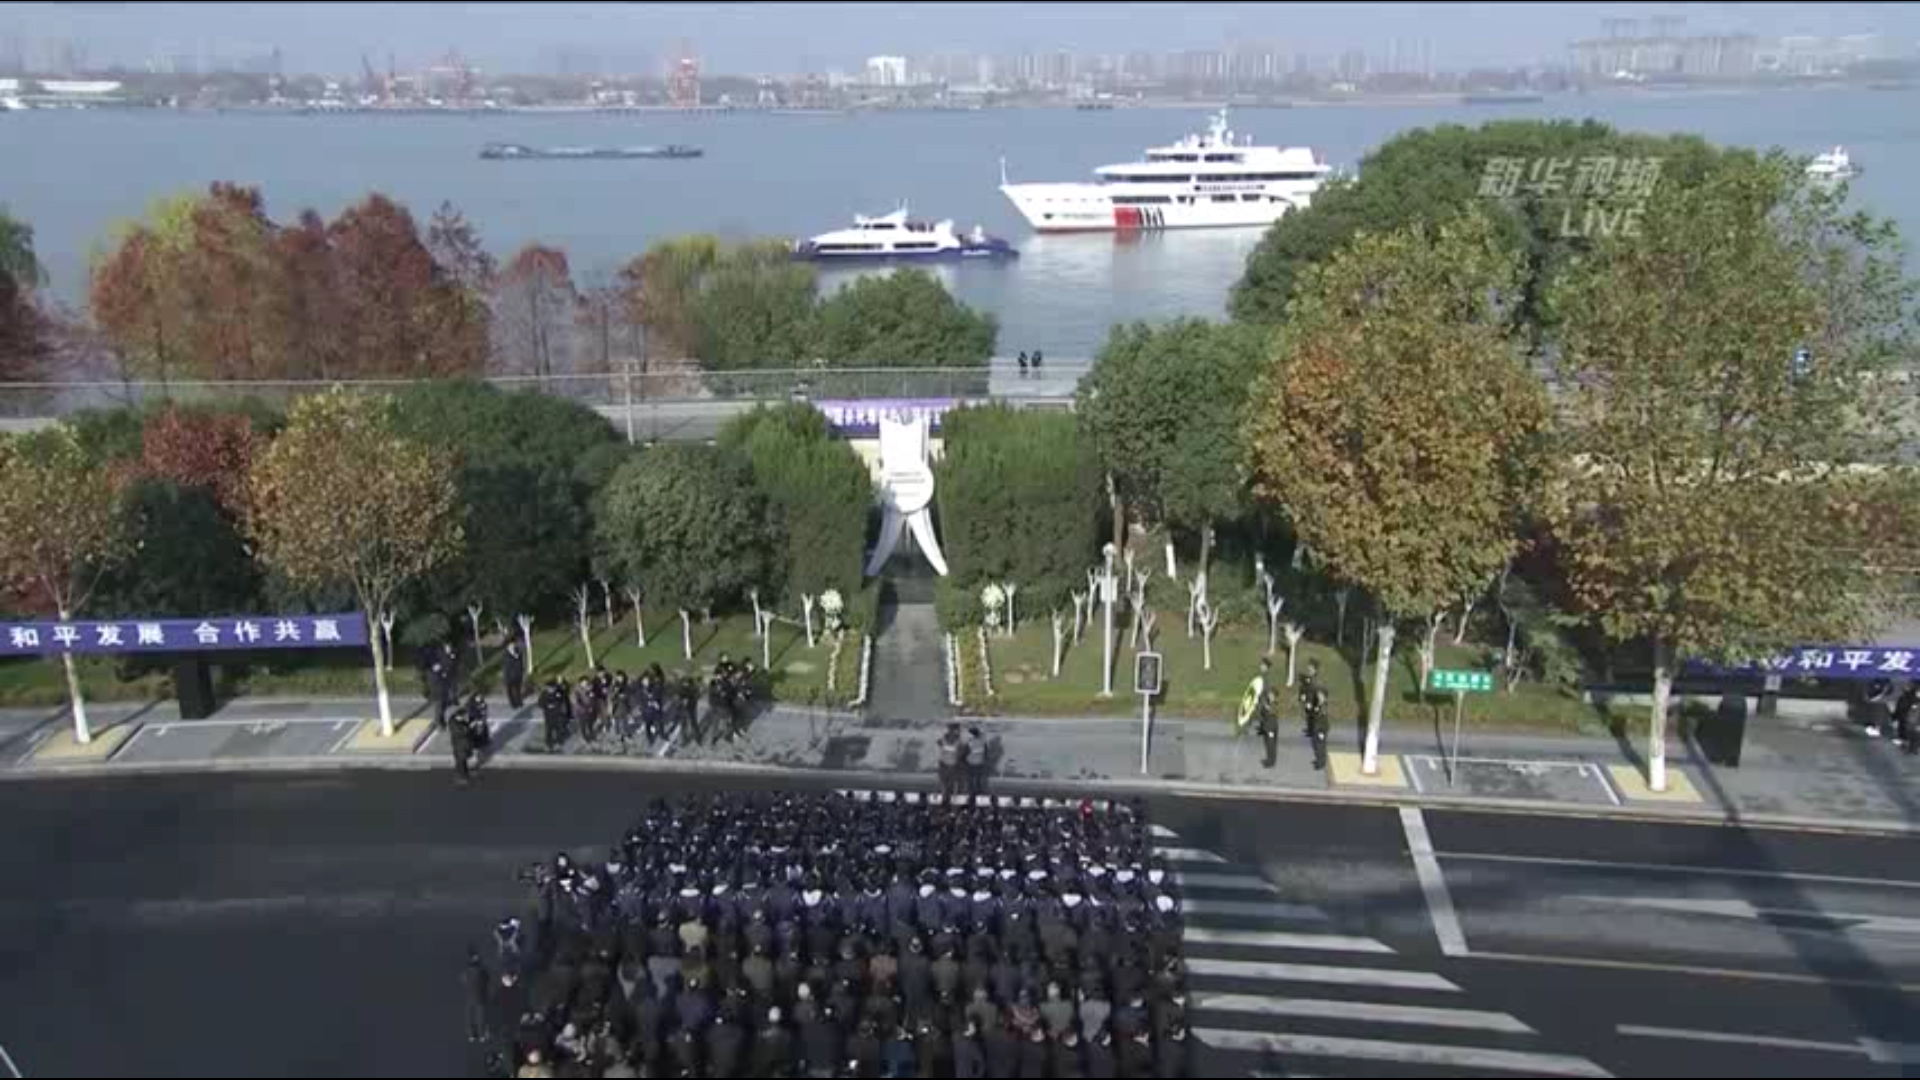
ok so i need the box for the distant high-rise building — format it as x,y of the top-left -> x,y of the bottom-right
1338,48 -> 1367,81
669,45 -> 701,106
865,55 -> 907,86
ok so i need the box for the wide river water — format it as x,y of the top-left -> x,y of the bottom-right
4,85 -> 1917,358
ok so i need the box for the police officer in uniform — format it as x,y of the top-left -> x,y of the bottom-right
1254,659 -> 1281,768
1301,665 -> 1331,771
502,639 -> 528,711
450,697 -> 476,786
678,672 -> 703,745
539,677 -> 569,751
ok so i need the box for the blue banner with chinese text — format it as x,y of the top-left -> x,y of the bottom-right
1685,645 -> 1920,681
0,614 -> 367,656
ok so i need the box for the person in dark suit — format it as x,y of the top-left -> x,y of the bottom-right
502,640 -> 528,710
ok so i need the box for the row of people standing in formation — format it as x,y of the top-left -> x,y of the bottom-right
468,792 -> 1193,1078
538,656 -> 762,752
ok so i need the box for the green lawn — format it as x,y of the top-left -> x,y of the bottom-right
0,613 -> 863,710
968,615 -> 1607,735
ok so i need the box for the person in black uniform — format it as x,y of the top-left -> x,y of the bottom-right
539,677 -> 569,751
641,665 -> 667,743
449,700 -> 475,786
573,675 -> 599,746
502,639 -> 528,711
1303,674 -> 1330,771
1255,659 -> 1281,768
1897,680 -> 1920,755
1299,659 -> 1323,737
678,673 -> 704,745
462,949 -> 491,1043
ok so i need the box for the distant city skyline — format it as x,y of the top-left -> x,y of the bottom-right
2,2 -> 1918,78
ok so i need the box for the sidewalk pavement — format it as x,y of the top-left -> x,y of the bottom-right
3,692 -> 1918,835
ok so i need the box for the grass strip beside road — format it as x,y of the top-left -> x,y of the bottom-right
973,618 -> 1606,735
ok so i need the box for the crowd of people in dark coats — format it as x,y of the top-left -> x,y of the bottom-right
464,791 -> 1194,1078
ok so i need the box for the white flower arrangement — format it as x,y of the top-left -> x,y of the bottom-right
820,588 -> 846,632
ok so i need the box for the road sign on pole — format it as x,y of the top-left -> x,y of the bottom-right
1428,669 -> 1493,694
1426,669 -> 1491,784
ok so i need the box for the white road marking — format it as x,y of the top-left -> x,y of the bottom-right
1181,897 -> 1330,922
1575,895 -> 1920,936
1401,807 -> 1469,957
1184,957 -> 1459,992
0,1042 -> 21,1078
1617,1024 -> 1865,1056
1197,993 -> 1530,1033
116,724 -> 151,755
1149,823 -> 1177,838
1194,1029 -> 1611,1077
1157,845 -> 1226,864
1442,852 -> 1920,890
1174,870 -> 1280,893
1862,1039 -> 1920,1063
1182,926 -> 1395,954
1407,756 -> 1427,793
1591,762 -> 1624,806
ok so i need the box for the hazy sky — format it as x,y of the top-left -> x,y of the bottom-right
5,2 -> 1917,75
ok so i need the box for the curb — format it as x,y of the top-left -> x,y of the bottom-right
3,748 -> 1915,839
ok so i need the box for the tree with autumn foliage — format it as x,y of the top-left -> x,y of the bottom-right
90,188 -> 492,382
1546,153 -> 1917,792
494,244 -> 578,382
328,193 -> 490,378
248,389 -> 463,735
1246,212 -> 1549,774
0,429 -> 130,744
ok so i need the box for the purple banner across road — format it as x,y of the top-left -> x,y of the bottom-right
0,614 -> 367,656
1685,644 -> 1920,681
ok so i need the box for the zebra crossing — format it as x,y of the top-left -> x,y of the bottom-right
1157,823 -> 1613,1078
818,791 -> 1610,1077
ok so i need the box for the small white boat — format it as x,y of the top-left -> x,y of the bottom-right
792,208 -> 1017,261
1807,146 -> 1860,183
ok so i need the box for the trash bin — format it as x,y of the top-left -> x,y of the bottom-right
1699,691 -> 1749,768
174,656 -> 217,720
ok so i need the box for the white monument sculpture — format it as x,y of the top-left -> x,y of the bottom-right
864,410 -> 951,578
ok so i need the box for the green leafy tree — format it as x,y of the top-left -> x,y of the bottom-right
620,234 -> 722,362
94,478 -> 261,620
0,430 -> 131,744
595,444 -> 773,658
693,244 -> 818,370
937,404 -> 1103,615
810,269 -> 996,366
719,404 -> 873,634
388,380 -> 618,631
248,389 -> 463,735
1546,153 -> 1915,791
1,206 -> 47,380
1246,213 -> 1549,773
1231,120 -> 1734,339
1078,319 -> 1261,580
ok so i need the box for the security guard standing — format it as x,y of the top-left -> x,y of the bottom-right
450,698 -> 476,786
1236,662 -> 1267,749
1301,662 -> 1331,771
1254,659 -> 1281,768
502,639 -> 528,711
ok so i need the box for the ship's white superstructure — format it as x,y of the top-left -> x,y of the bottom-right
1000,110 -> 1331,232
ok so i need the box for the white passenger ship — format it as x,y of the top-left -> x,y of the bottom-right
1000,110 -> 1332,232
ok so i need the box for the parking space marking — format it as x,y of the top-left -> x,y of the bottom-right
1,1042 -> 22,1078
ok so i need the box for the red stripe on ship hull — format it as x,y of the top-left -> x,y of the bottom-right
1113,206 -> 1143,230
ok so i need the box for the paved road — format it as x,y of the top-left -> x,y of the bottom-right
0,772 -> 1914,1077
